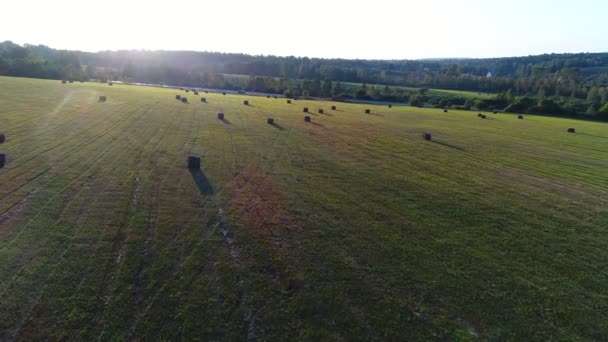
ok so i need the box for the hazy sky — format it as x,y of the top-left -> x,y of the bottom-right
1,0 -> 606,59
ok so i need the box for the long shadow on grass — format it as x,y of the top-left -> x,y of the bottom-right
577,133 -> 608,139
431,140 -> 465,151
190,169 -> 214,195
309,121 -> 324,127
221,118 -> 231,125
270,123 -> 285,130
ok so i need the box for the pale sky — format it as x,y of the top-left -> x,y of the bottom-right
1,0 -> 606,59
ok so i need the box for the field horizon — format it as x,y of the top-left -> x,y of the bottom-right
1,76 -> 608,339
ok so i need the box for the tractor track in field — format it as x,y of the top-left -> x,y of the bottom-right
6,104 -> 174,340
0,104 -> 151,217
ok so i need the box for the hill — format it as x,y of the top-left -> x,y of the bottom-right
1,76 -> 608,339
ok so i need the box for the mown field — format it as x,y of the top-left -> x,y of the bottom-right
1,76 -> 608,340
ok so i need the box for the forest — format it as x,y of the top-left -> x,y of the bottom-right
1,41 -> 607,119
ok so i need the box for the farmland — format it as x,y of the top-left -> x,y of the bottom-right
1,76 -> 608,339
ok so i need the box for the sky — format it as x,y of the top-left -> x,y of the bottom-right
1,0 -> 606,60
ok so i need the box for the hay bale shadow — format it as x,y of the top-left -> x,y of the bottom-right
310,121 -> 324,127
189,169 -> 214,195
431,140 -> 465,151
270,123 -> 285,130
221,118 -> 231,125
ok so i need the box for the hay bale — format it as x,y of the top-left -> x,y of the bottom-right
493,111 -> 498,114
331,105 -> 336,110
365,109 -> 371,114
303,107 -> 309,113
304,116 -> 311,122
108,82 -> 113,86
287,100 -> 291,104
0,154 -> 5,168
185,89 -> 189,93
98,96 -> 107,102
273,96 -> 278,99
187,156 -> 200,169
267,118 -> 274,124
69,80 -> 74,83
218,112 -> 224,120
318,109 -> 324,114
0,133 -> 5,144
422,133 -> 432,141
61,80 -> 67,84
518,115 -> 524,119
194,91 -> 199,95
176,94 -> 181,100
567,128 -> 576,133
477,113 -> 482,117
201,97 -> 206,103
222,92 -> 226,95
388,104 -> 392,108
480,114 -> 487,119
267,95 -> 270,98
205,90 -> 209,93
244,100 -> 249,105
443,109 -> 448,113
181,97 -> 188,103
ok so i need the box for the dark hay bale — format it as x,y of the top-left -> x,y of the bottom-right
365,109 -> 371,114
98,96 -> 107,102
493,111 -> 498,114
477,113 -> 482,117
304,116 -> 311,122
108,82 -> 113,86
318,109 -> 324,114
181,97 -> 188,103
287,100 -> 291,104
443,109 -> 448,113
176,94 -> 181,100
480,114 -> 487,119
179,88 -> 184,91
303,107 -> 309,112
267,95 -> 270,98
69,80 -> 74,83
194,91 -> 199,95
185,89 -> 189,93
267,118 -> 274,124
0,154 -> 5,168
205,90 -> 208,93
244,100 -> 249,105
0,133 -> 5,144
273,96 -> 278,99
222,92 -> 226,95
201,97 -> 207,103
187,156 -> 200,169
217,112 -> 224,120
331,105 -> 336,110
567,128 -> 576,133
422,132 -> 432,141
388,104 -> 392,108
61,80 -> 67,84
518,115 -> 524,119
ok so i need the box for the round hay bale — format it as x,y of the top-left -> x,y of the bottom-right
388,104 -> 392,108
303,107 -> 309,113
477,113 -> 482,117
518,115 -> 524,119
493,110 -> 498,114
422,133 -> 432,141
480,114 -> 487,119
318,109 -> 324,114
187,156 -> 200,169
108,82 -> 113,86
244,100 -> 249,105
267,95 -> 270,98
201,97 -> 206,103
0,133 -> 5,144
61,80 -> 67,84
217,112 -> 224,120
205,90 -> 209,93
287,100 -> 291,104
267,118 -> 274,124
222,92 -> 226,95
181,97 -> 188,103
443,109 -> 448,113
185,89 -> 189,93
0,154 -> 5,168
176,94 -> 181,100
567,128 -> 576,133
331,105 -> 336,110
69,80 -> 74,83
365,109 -> 371,114
194,91 -> 199,95
98,96 -> 107,102
304,116 -> 311,122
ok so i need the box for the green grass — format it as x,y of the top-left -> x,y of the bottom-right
1,76 -> 607,340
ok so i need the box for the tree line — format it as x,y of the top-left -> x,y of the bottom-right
1,41 -> 607,119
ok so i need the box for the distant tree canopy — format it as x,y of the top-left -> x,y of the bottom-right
1,41 -> 608,119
